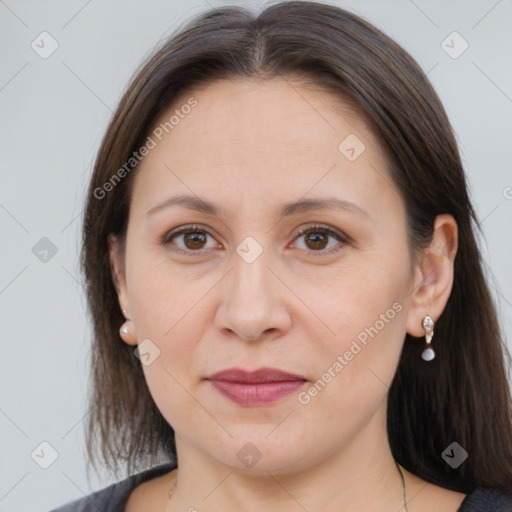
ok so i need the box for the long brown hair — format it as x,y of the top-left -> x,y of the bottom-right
81,1 -> 512,493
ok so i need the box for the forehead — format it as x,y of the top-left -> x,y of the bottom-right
131,78 -> 400,222
151,77 -> 377,157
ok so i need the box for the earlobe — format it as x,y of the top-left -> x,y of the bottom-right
406,214 -> 458,338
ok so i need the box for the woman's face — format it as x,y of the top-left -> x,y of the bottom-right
113,78 -> 421,474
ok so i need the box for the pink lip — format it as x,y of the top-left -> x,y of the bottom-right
205,367 -> 308,406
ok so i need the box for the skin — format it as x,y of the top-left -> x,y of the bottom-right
109,78 -> 463,511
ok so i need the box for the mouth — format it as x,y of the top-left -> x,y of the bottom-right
204,367 -> 308,406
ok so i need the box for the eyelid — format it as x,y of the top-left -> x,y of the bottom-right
290,223 -> 349,255
293,223 -> 348,241
161,224 -> 221,256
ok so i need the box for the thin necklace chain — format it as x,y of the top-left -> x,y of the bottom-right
396,461 -> 409,511
168,471 -> 177,499
169,463 -> 408,510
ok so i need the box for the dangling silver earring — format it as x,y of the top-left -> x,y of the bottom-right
421,315 -> 435,361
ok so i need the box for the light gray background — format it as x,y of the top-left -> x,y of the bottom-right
1,0 -> 511,510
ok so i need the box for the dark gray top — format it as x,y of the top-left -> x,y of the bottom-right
49,462 -> 512,512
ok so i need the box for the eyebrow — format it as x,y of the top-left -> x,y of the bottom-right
145,194 -> 369,218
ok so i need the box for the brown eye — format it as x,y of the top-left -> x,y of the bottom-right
293,225 -> 346,255
183,231 -> 207,250
304,231 -> 329,251
163,225 -> 218,255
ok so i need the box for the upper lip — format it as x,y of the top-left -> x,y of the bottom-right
206,367 -> 308,383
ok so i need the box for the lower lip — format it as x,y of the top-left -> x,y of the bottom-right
208,379 -> 306,406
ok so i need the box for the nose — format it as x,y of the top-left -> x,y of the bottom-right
213,250 -> 292,342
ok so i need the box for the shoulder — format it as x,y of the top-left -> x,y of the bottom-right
49,462 -> 177,512
457,487 -> 512,512
48,478 -> 134,512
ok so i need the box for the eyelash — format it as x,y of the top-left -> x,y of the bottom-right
161,224 -> 348,257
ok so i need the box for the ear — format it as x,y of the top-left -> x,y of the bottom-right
406,214 -> 458,337
108,234 -> 128,304
109,234 -> 137,345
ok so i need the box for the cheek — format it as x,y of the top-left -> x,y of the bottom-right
303,247 -> 411,389
334,271 -> 408,349
130,271 -> 207,381
132,270 -> 207,429
293,279 -> 409,440
299,243 -> 410,340
127,244 -> 206,333
127,255 -> 211,387
141,363 -> 210,447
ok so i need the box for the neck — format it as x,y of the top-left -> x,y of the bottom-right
167,405 -> 408,511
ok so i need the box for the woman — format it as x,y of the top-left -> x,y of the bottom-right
51,1 -> 512,510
